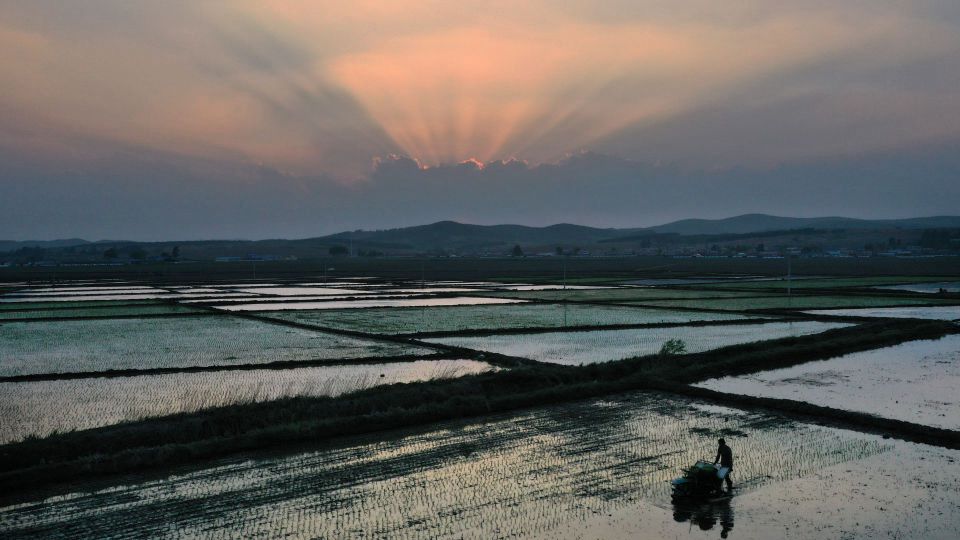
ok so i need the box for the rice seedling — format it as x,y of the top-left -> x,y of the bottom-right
0,293 -> 180,303
0,304 -> 204,320
0,360 -> 493,443
0,299 -> 164,311
263,303 -> 756,335
10,286 -> 158,294
218,296 -> 526,312
5,392 -> 951,539
0,317 -> 432,377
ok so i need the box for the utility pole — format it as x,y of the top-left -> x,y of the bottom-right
786,254 -> 792,296
562,257 -> 567,290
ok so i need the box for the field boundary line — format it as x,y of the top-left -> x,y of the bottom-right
0,352 -> 459,383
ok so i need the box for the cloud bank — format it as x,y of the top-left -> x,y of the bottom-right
3,146 -> 958,241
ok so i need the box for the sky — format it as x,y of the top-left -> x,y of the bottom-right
2,1 -> 960,240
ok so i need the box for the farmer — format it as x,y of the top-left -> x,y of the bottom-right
713,438 -> 734,492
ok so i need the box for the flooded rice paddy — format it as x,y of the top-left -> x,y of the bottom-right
0,317 -> 431,377
0,291 -> 262,303
0,299 -> 163,310
228,286 -> 373,296
0,303 -> 205,320
696,335 -> 960,429
698,276 -> 953,290
804,305 -> 960,320
264,303 -> 756,335
641,295 -> 954,311
2,392 -> 956,539
873,281 -> 960,293
0,293 -> 188,302
2,276 -> 958,538
480,287 -> 769,302
485,284 -> 612,291
0,360 -> 493,444
428,321 -> 848,365
10,286 -> 156,293
217,296 -> 526,311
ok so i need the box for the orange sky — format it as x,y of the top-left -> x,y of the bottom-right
2,1 -> 960,178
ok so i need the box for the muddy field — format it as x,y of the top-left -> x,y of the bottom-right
1,392 -> 957,539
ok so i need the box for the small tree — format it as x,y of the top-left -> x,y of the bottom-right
659,339 -> 687,355
172,246 -> 180,259
103,248 -> 118,259
329,245 -> 349,256
511,244 -> 524,257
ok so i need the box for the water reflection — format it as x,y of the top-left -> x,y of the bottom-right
0,393 -> 885,538
673,497 -> 735,537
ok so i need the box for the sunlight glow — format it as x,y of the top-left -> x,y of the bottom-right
1,1 -> 958,176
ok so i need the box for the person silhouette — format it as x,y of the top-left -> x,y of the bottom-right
713,438 -> 734,492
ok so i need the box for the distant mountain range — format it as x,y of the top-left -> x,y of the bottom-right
3,214 -> 960,257
0,238 -> 92,252
318,221 -> 631,251
316,215 -> 960,250
646,214 -> 960,235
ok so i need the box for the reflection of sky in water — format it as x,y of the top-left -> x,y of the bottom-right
0,317 -> 428,377
220,296 -> 525,311
429,321 -> 848,365
231,287 -> 372,296
804,305 -> 960,320
875,282 -> 960,293
696,335 -> 960,429
268,302 -> 749,335
0,392 -> 905,538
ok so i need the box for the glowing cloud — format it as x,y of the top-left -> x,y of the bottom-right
1,1 -> 959,176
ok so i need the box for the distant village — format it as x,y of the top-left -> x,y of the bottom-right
2,233 -> 957,268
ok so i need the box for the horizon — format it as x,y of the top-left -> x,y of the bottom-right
5,212 -> 960,244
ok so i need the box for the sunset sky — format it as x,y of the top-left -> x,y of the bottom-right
2,1 -> 960,240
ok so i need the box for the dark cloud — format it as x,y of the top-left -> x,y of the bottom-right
3,144 -> 958,241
